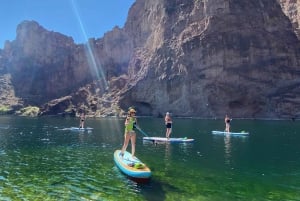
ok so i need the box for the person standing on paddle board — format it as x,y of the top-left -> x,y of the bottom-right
225,115 -> 231,132
120,108 -> 137,158
79,112 -> 85,128
165,112 -> 172,139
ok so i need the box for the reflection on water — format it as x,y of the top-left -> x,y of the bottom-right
164,143 -> 171,171
224,134 -> 231,166
0,125 -> 9,129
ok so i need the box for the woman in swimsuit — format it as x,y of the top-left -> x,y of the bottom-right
225,114 -> 231,132
79,112 -> 85,128
120,108 -> 137,158
165,112 -> 172,139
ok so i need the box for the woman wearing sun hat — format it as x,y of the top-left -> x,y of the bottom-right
120,108 -> 138,158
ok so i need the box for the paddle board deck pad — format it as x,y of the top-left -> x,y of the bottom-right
212,131 -> 249,135
114,150 -> 151,181
143,137 -> 194,143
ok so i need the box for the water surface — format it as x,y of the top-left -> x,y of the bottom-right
0,116 -> 299,200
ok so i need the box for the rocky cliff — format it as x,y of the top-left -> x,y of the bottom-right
119,0 -> 300,118
1,21 -> 93,105
1,0 -> 300,118
278,0 -> 300,38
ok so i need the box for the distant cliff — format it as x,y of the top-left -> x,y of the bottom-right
0,0 -> 300,119
1,21 -> 91,104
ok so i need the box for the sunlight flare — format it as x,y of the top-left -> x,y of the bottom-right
70,0 -> 108,89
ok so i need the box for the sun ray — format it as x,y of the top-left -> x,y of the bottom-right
69,1 -> 122,138
69,0 -> 108,90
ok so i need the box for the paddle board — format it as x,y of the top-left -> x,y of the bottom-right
114,150 -> 151,181
143,137 -> 194,143
212,130 -> 249,135
70,127 -> 93,131
0,125 -> 9,129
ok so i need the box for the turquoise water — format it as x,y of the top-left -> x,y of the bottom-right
0,116 -> 299,201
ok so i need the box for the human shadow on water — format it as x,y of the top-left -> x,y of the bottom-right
114,165 -> 185,201
113,172 -> 164,201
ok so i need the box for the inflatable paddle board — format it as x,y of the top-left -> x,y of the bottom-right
114,150 -> 151,182
143,137 -> 194,143
212,130 -> 249,135
70,127 -> 93,131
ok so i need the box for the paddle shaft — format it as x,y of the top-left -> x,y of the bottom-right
135,126 -> 149,137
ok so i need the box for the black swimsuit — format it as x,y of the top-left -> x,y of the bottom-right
166,123 -> 172,128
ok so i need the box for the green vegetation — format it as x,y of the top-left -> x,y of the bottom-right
18,106 -> 40,117
64,104 -> 75,115
0,105 -> 12,114
113,105 -> 122,117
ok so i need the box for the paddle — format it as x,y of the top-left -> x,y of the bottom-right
135,126 -> 149,137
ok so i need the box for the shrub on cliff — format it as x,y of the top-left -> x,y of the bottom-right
0,106 -> 13,115
17,106 -> 40,117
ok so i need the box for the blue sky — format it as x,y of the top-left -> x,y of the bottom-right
0,0 -> 135,48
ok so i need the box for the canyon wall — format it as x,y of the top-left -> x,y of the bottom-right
1,0 -> 300,118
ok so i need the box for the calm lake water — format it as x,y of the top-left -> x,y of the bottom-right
0,116 -> 299,201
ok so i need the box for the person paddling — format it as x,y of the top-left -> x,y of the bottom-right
225,114 -> 231,132
165,112 -> 172,139
120,108 -> 137,158
79,112 -> 85,128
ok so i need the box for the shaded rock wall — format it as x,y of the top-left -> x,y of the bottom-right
119,0 -> 300,118
2,21 -> 93,104
0,74 -> 23,111
0,21 -> 131,106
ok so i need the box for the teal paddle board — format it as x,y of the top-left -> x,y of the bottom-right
114,150 -> 151,182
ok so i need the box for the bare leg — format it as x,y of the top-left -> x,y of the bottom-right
131,133 -> 136,157
121,133 -> 130,154
225,124 -> 230,132
166,128 -> 171,139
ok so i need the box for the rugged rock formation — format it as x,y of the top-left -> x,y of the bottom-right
1,21 -> 93,105
39,80 -> 123,117
119,0 -> 300,118
1,0 -> 300,118
0,74 -> 23,113
0,21 -> 130,113
278,0 -> 300,38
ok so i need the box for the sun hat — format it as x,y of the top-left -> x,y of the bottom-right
129,108 -> 136,113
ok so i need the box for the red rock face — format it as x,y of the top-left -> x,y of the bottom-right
1,0 -> 300,118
